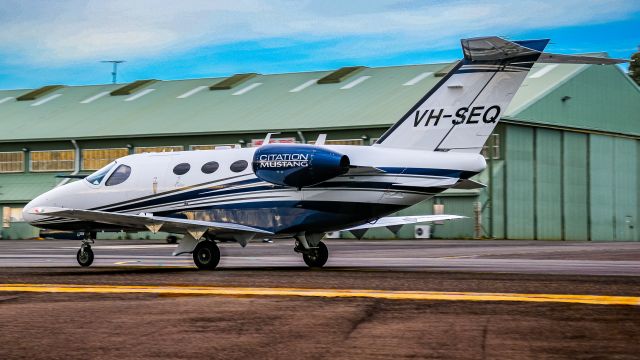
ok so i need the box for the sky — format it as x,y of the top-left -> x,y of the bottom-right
0,0 -> 639,90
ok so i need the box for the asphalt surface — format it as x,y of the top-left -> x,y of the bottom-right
0,239 -> 639,359
0,239 -> 639,275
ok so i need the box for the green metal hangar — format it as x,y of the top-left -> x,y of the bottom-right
0,59 -> 638,241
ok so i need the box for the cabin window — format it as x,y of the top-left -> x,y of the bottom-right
230,160 -> 248,173
173,163 -> 191,175
201,161 -> 219,174
105,165 -> 132,186
85,162 -> 116,185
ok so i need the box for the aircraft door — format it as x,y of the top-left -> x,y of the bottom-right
127,154 -> 173,200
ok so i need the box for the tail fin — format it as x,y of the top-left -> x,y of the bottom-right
374,36 -> 624,152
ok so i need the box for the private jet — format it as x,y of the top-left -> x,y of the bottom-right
23,36 -> 624,269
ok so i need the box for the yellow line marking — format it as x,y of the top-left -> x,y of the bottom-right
0,284 -> 638,306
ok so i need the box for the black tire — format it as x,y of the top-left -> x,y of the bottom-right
166,235 -> 178,244
192,241 -> 220,270
76,246 -> 94,267
303,241 -> 328,268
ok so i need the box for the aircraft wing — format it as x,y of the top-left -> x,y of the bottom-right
342,214 -> 465,239
29,206 -> 273,240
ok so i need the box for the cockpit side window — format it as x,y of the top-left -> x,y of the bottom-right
105,165 -> 132,186
85,162 -> 116,185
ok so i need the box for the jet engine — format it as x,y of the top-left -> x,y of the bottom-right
252,144 -> 350,188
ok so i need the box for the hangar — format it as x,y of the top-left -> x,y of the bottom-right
0,58 -> 638,241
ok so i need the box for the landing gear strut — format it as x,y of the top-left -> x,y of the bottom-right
294,233 -> 329,268
76,231 -> 96,267
192,240 -> 220,270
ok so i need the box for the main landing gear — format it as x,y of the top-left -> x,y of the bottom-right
76,231 -> 96,267
294,233 -> 329,268
192,240 -> 220,270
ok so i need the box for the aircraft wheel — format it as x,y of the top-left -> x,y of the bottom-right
76,246 -> 94,267
303,241 -> 328,268
192,241 -> 220,270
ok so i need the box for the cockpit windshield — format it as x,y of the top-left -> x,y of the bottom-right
85,162 -> 116,185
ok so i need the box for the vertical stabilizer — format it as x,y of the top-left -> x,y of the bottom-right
375,37 -> 548,152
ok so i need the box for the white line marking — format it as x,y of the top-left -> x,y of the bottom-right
528,64 -> 558,79
0,96 -> 14,104
124,88 -> 155,101
340,76 -> 371,89
289,79 -> 318,93
31,94 -> 62,106
80,91 -> 110,104
403,72 -> 433,86
177,85 -> 208,99
232,82 -> 262,95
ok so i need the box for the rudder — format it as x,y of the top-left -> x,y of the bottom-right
375,36 -> 548,152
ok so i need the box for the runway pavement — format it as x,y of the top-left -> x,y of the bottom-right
1,239 -> 639,359
0,238 -> 639,275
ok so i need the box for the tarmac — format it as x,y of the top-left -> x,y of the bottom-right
0,239 -> 639,359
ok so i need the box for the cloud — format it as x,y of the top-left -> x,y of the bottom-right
0,0 -> 638,66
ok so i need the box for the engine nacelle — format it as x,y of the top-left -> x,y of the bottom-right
252,144 -> 350,188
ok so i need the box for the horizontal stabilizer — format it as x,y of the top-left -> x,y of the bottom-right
452,179 -> 486,190
343,214 -> 465,238
393,177 -> 459,188
538,53 -> 627,65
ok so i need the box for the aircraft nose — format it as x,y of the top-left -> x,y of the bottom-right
23,195 -> 47,224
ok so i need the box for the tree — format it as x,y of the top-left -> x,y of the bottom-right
630,47 -> 640,86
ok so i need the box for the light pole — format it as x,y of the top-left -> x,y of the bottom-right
100,60 -> 126,84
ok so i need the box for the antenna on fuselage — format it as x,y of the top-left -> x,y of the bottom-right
262,132 -> 281,146
314,134 -> 327,146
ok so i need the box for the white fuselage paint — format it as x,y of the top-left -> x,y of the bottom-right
23,145 -> 485,234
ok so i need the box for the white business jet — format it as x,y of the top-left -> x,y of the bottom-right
23,36 -> 624,269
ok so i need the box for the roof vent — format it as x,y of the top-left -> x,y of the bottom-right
209,73 -> 258,90
16,85 -> 64,101
435,61 -> 461,77
317,66 -> 366,84
110,79 -> 158,96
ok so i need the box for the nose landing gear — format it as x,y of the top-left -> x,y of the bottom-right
76,231 -> 96,267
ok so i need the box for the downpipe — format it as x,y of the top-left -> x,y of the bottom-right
56,139 -> 80,187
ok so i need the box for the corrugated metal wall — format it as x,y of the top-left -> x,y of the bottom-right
535,128 -> 563,239
505,126 -> 535,239
589,135 -> 615,240
613,137 -> 637,241
489,125 -> 639,241
562,132 -> 589,240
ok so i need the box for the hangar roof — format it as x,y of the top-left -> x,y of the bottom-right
0,58 -> 638,143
